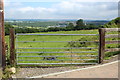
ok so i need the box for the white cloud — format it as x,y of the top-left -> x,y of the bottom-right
18,7 -> 34,13
52,1 -> 118,19
4,2 -> 23,7
17,7 -> 56,14
4,1 -> 118,20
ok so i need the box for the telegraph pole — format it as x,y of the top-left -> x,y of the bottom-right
0,0 -> 6,68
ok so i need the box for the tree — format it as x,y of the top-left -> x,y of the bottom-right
75,19 -> 85,30
66,23 -> 74,30
5,23 -> 14,35
86,24 -> 98,29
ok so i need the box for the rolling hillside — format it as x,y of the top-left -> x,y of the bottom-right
103,17 -> 120,28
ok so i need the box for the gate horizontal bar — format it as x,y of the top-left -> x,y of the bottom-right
105,40 -> 120,44
16,51 -> 98,54
16,34 -> 99,36
17,55 -> 98,57
105,34 -> 120,38
17,63 -> 98,65
17,59 -> 97,61
104,28 -> 120,32
105,48 -> 120,52
16,47 -> 98,49
16,41 -> 99,43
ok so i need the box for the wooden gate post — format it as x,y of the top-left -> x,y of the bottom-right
9,28 -> 15,66
0,0 -> 6,68
99,28 -> 105,64
0,13 -> 2,67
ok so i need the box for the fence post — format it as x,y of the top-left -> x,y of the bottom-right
99,28 -> 105,64
0,12 -> 2,68
0,0 -> 6,68
9,28 -> 15,66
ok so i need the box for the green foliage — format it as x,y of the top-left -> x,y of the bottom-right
2,66 -> 13,79
66,23 -> 75,30
5,23 -> 14,35
75,19 -> 86,30
15,27 -> 40,34
66,37 -> 98,48
4,17 -> 119,35
104,17 -> 120,28
4,18 -> 112,35
105,51 -> 120,59
66,38 -> 90,47
7,21 -> 59,27
86,24 -> 99,29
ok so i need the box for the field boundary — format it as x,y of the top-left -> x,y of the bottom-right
7,28 -> 120,66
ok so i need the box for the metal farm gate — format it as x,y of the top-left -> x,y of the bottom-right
14,32 -> 99,66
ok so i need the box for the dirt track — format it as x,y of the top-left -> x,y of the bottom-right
44,61 -> 119,78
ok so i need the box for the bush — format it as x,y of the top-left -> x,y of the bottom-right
5,23 -> 14,35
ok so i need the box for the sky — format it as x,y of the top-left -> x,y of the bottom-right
4,0 -> 119,20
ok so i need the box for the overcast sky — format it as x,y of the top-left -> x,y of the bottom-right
4,0 -> 119,20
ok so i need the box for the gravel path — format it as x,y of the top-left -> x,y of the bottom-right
12,65 -> 95,78
12,55 -> 119,78
45,61 -> 118,78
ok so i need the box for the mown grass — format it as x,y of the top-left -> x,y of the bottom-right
5,29 -> 119,66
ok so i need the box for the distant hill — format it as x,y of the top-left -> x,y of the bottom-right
103,17 -> 120,28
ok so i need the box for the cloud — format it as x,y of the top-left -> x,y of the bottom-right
4,1 -> 118,20
52,1 -> 118,19
5,6 -> 57,19
4,1 -> 23,7
18,7 -> 35,13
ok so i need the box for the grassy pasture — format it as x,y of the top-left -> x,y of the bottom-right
5,29 -> 119,66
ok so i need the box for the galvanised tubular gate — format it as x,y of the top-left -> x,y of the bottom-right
14,32 -> 99,65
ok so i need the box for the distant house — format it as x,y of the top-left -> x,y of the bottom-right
59,25 -> 67,27
48,26 -> 55,28
48,25 -> 67,28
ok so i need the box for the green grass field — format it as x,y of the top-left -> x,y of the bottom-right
5,29 -> 119,66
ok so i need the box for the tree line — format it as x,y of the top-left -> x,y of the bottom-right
5,17 -> 119,35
